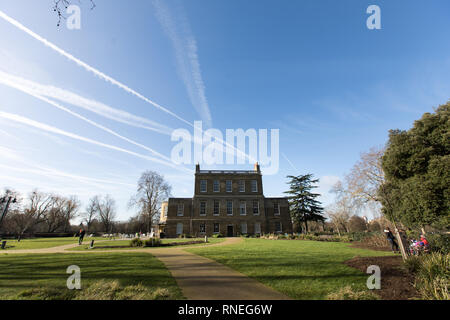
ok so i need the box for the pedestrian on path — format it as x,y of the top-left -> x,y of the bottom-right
78,228 -> 86,245
384,228 -> 399,253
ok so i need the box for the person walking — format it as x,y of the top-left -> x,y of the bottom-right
78,228 -> 86,245
384,227 -> 399,253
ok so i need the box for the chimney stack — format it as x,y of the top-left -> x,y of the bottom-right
195,163 -> 200,173
254,162 -> 260,173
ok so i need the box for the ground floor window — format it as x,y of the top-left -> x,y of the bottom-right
241,222 -> 247,234
176,223 -> 183,235
214,223 -> 220,233
254,222 -> 261,234
199,223 -> 206,233
275,221 -> 282,233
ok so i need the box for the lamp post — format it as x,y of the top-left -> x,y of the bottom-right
0,196 -> 17,235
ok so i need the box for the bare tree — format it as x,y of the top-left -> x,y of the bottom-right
14,190 -> 53,241
82,196 -> 98,232
44,195 -> 66,233
94,195 -> 117,233
128,171 -> 171,234
62,196 -> 80,232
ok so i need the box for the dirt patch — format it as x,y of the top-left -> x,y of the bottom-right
344,256 -> 420,300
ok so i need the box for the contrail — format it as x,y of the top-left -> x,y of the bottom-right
0,75 -> 173,163
152,0 -> 213,127
282,152 -> 299,173
0,111 -> 192,174
0,10 -> 255,164
0,10 -> 190,126
0,70 -> 172,136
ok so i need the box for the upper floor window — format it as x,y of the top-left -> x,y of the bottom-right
251,180 -> 258,192
239,180 -> 245,192
177,204 -> 184,216
252,200 -> 259,215
200,201 -> 206,216
274,202 -> 280,215
200,180 -> 207,192
226,180 -> 232,192
226,200 -> 233,216
239,201 -> 246,215
213,200 -> 220,216
213,180 -> 220,192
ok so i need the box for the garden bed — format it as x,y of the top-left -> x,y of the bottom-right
344,255 -> 419,300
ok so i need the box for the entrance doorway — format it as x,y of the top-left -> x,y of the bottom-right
227,225 -> 234,237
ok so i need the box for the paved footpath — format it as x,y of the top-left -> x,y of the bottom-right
0,238 -> 290,300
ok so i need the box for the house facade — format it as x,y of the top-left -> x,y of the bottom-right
159,164 -> 292,237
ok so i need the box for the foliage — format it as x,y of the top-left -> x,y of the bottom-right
285,174 -> 325,233
427,233 -> 450,254
211,233 -> 223,238
326,286 -> 380,300
129,238 -> 144,247
380,103 -> 450,229
408,253 -> 449,300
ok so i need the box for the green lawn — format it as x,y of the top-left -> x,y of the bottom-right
188,238 -> 394,299
0,237 -> 105,250
0,253 -> 184,300
68,237 -> 225,251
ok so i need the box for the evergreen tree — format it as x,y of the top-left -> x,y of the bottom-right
380,102 -> 449,229
285,174 -> 325,233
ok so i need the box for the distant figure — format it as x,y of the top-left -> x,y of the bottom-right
78,228 -> 86,245
384,228 -> 399,253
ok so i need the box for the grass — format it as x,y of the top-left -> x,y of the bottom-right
0,252 -> 184,300
0,237 -> 105,250
188,238 -> 394,300
68,237 -> 225,251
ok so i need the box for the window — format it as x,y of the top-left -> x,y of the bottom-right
199,223 -> 206,233
239,180 -> 245,192
213,180 -> 220,192
274,202 -> 280,215
200,180 -> 207,192
176,223 -> 183,235
251,180 -> 258,192
254,222 -> 261,234
214,223 -> 220,234
226,180 -> 232,192
241,222 -> 247,234
275,221 -> 282,233
226,200 -> 233,216
252,200 -> 259,215
239,201 -> 246,215
177,204 -> 184,216
213,200 -> 220,216
200,201 -> 206,216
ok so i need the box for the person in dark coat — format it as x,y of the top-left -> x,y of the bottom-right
78,229 -> 86,245
384,227 -> 399,253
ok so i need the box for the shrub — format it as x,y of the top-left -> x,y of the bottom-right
427,233 -> 450,254
144,238 -> 161,247
413,253 -> 449,300
326,286 -> 380,300
404,256 -> 421,273
129,238 -> 143,247
212,233 -> 223,238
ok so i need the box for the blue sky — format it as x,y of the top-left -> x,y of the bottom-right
0,0 -> 449,221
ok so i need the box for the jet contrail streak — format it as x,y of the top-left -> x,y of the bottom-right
0,10 -> 256,164
0,111 -> 192,174
1,76 -> 172,162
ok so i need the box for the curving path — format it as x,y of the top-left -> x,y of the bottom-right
0,237 -> 290,300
